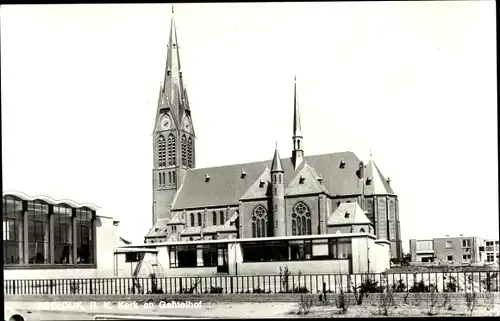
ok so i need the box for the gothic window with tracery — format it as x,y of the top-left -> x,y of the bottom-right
167,134 -> 176,166
291,202 -> 311,236
158,135 -> 166,167
251,205 -> 268,238
181,135 -> 187,166
187,137 -> 193,167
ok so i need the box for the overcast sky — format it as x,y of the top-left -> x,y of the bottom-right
1,2 -> 497,249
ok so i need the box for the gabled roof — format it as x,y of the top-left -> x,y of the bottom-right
146,218 -> 169,237
285,163 -> 329,195
166,212 -> 184,225
327,202 -> 372,226
240,168 -> 272,200
171,151 -> 363,210
364,160 -> 394,195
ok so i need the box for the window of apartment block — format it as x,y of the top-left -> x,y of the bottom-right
462,239 -> 471,248
447,255 -> 453,261
462,254 -> 471,261
446,241 -> 452,249
487,253 -> 495,262
486,241 -> 494,246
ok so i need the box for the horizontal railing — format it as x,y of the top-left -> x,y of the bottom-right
4,271 -> 499,295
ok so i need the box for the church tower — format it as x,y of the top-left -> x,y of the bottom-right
152,7 -> 196,226
291,76 -> 304,170
271,144 -> 286,237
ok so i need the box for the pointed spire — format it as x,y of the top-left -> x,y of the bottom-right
163,6 -> 184,109
293,75 -> 302,137
183,85 -> 190,111
271,144 -> 284,172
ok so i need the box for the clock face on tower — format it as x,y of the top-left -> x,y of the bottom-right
160,115 -> 171,130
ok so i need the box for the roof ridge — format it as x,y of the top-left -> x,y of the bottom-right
184,151 -> 359,172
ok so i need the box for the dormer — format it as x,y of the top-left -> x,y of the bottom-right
299,176 -> 305,184
366,175 -> 372,186
205,174 -> 211,182
386,177 -> 391,185
241,169 -> 247,179
339,159 -> 346,169
317,175 -> 323,184
259,179 -> 265,188
344,211 -> 350,219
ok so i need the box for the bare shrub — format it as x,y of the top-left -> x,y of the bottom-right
425,284 -> 440,316
351,280 -> 363,305
299,294 -> 314,315
378,288 -> 394,316
465,291 -> 478,317
441,291 -> 450,308
413,292 -> 422,306
403,291 -> 410,304
334,289 -> 350,314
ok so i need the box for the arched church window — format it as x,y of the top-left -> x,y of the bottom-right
168,172 -> 172,183
158,135 -> 166,167
181,135 -> 187,166
220,211 -> 225,225
187,137 -> 193,167
162,173 -> 166,185
158,172 -> 162,185
252,205 -> 268,238
197,213 -> 202,227
212,211 -> 217,226
168,134 -> 176,166
291,202 -> 311,236
190,213 -> 194,227
360,228 -> 365,233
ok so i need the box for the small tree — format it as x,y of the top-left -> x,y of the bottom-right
334,289 -> 350,314
426,284 -> 440,316
299,294 -> 314,315
465,291 -> 478,317
378,288 -> 394,316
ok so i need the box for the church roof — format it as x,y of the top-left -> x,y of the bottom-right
364,159 -> 394,195
327,202 -> 372,226
285,163 -> 329,195
171,151 -> 365,210
180,226 -> 202,235
146,218 -> 169,237
166,212 -> 183,225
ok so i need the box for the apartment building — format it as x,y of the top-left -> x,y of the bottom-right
479,239 -> 499,264
409,235 -> 498,265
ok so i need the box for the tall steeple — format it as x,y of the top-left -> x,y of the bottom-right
292,75 -> 304,170
163,5 -> 185,121
151,5 -> 196,229
293,75 -> 301,137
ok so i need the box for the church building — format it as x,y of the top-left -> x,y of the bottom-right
145,9 -> 403,260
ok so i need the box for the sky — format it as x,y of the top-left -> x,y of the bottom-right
1,2 -> 497,250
